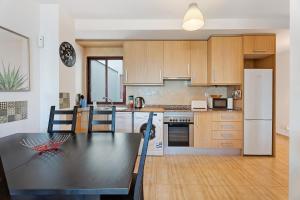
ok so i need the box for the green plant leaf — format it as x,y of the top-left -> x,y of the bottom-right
0,62 -> 28,91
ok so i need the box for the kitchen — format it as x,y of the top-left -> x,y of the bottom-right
1,0 -> 293,199
75,35 -> 276,157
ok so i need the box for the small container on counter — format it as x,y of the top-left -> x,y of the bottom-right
128,95 -> 134,109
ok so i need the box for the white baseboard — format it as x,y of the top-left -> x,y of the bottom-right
277,128 -> 289,137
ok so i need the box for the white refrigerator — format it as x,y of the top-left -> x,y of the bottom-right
244,69 -> 273,155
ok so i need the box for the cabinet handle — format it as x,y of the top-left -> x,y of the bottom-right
125,70 -> 128,82
253,49 -> 267,52
188,64 -> 190,75
221,115 -> 234,120
221,133 -> 232,139
222,125 -> 234,129
220,142 -> 233,147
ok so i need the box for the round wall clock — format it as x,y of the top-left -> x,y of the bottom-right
59,42 -> 76,67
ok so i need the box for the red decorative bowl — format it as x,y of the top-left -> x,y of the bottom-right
20,134 -> 70,153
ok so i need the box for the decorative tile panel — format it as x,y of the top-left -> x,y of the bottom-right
59,93 -> 70,109
0,101 -> 27,124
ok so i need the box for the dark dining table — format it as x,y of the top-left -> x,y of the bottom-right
0,132 -> 141,199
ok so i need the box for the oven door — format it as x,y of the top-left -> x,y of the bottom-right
165,123 -> 190,147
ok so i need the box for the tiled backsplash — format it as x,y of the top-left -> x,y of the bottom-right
59,93 -> 70,109
0,101 -> 28,124
126,80 -> 228,105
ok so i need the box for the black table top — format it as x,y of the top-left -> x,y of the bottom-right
0,132 -> 141,195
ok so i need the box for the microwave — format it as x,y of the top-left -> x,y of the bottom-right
208,98 -> 231,109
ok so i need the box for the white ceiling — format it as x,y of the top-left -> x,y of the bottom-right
39,0 -> 290,50
40,0 -> 289,20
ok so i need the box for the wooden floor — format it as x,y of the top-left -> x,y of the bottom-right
140,135 -> 289,200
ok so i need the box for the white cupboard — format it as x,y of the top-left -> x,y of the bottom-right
115,112 -> 133,133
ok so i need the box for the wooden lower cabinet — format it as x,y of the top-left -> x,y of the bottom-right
212,131 -> 242,140
76,112 -> 88,133
194,111 -> 243,149
194,112 -> 212,148
76,111 -> 109,133
211,140 -> 242,148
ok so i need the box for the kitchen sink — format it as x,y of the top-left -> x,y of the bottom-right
97,106 -> 128,111
116,107 -> 128,111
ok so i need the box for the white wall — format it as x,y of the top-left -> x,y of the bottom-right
0,2 -> 84,134
59,8 -> 83,107
289,0 -> 300,199
276,50 -> 290,136
39,4 -> 60,132
0,0 -> 40,137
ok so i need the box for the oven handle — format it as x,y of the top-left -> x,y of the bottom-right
163,122 -> 194,125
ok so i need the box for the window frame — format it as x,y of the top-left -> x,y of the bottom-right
87,56 -> 126,105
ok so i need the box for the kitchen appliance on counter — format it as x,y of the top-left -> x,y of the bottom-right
227,98 -> 234,110
134,112 -> 163,156
208,97 -> 234,110
191,100 -> 207,111
163,112 -> 194,151
244,69 -> 273,155
134,97 -> 145,108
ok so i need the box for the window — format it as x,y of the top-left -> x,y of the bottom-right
87,57 -> 125,104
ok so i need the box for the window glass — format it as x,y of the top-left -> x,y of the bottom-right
90,60 -> 105,102
107,59 -> 123,102
88,58 -> 125,104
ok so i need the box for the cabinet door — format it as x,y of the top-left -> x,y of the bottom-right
254,36 -> 275,53
191,41 -> 207,85
123,41 -> 147,84
145,41 -> 164,84
208,37 -> 224,84
243,35 -> 275,56
194,112 -> 212,148
223,37 -> 243,84
208,37 -> 242,85
163,41 -> 191,78
123,41 -> 163,85
116,112 -> 132,133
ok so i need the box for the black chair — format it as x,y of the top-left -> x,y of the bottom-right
88,106 -> 116,133
47,106 -> 78,134
0,156 -> 11,200
101,112 -> 154,200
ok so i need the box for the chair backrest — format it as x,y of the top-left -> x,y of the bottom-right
133,112 -> 153,200
47,106 -> 78,134
0,156 -> 11,200
88,106 -> 116,133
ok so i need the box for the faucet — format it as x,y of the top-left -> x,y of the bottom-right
102,97 -> 113,107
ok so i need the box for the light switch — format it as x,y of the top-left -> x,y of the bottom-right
38,35 -> 44,48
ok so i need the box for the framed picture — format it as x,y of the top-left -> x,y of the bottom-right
0,26 -> 30,92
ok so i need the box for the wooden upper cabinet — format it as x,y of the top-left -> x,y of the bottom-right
190,41 -> 208,85
243,35 -> 276,58
145,41 -> 164,84
208,36 -> 243,85
163,41 -> 191,79
123,41 -> 163,85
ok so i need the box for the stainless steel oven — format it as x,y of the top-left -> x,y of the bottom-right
163,112 -> 194,147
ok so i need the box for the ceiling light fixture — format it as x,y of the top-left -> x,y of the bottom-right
182,3 -> 204,31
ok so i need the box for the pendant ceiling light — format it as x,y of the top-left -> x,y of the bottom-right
182,3 -> 204,31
